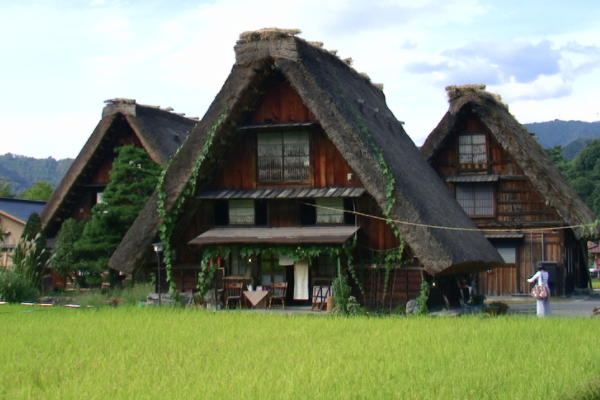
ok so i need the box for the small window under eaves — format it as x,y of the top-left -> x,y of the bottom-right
316,198 -> 344,224
229,199 -> 255,225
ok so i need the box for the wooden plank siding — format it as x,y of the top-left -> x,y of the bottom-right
250,80 -> 316,124
429,116 -> 575,295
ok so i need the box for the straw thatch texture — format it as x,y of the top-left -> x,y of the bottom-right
110,32 -> 503,275
40,102 -> 196,234
422,84 -> 598,239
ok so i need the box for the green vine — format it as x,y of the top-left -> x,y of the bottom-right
415,279 -> 429,315
156,110 -> 228,299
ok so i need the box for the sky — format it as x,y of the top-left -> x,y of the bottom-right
1,0 -> 600,160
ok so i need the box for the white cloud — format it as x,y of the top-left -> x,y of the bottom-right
2,0 -> 600,158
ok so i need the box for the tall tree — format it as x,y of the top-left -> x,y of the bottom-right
19,181 -> 53,201
75,145 -> 161,283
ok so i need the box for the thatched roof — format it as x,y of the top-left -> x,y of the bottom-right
110,29 -> 503,275
40,100 -> 196,234
422,84 -> 598,239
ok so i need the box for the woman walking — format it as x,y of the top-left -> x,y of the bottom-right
527,264 -> 552,317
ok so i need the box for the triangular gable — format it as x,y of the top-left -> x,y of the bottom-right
422,84 -> 598,239
110,29 -> 503,275
41,100 -> 196,236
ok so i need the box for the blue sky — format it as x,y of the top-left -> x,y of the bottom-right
2,0 -> 600,159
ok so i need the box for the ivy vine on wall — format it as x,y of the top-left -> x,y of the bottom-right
342,95 -> 407,300
156,111 -> 228,299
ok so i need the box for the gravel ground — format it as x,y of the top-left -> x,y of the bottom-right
486,293 -> 600,317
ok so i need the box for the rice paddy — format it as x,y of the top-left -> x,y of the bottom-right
1,304 -> 599,399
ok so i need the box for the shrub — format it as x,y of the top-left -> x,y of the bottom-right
0,270 -> 39,303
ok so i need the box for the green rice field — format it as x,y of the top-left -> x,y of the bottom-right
1,305 -> 599,400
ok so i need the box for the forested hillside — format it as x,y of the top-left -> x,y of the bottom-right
0,153 -> 73,193
525,120 -> 600,158
548,139 -> 600,218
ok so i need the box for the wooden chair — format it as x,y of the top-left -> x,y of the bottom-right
224,282 -> 244,309
311,284 -> 331,311
268,282 -> 288,309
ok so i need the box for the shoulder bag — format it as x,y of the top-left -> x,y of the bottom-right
531,284 -> 548,299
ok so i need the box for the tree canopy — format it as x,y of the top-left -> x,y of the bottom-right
19,181 -> 53,201
548,140 -> 600,218
0,179 -> 14,198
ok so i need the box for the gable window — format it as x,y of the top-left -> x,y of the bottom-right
458,134 -> 487,166
456,183 -> 494,216
229,199 -> 255,225
316,198 -> 344,224
257,131 -> 309,182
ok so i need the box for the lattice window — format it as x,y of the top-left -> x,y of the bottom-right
458,134 -> 487,164
229,250 -> 249,276
257,132 -> 309,182
456,183 -> 494,216
316,198 -> 344,224
228,199 -> 255,225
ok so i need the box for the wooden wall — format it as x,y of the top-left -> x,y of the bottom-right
250,80 -> 316,124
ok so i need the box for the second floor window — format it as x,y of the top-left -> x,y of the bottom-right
257,131 -> 310,182
458,134 -> 487,165
456,183 -> 494,216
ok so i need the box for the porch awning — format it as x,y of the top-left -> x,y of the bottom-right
196,187 -> 366,200
484,233 -> 524,239
446,175 -> 500,183
188,226 -> 359,246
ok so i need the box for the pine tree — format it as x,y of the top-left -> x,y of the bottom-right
75,145 -> 161,283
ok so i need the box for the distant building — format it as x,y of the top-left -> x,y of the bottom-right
422,84 -> 599,296
0,197 -> 46,266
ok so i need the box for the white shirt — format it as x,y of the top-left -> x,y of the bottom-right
527,270 -> 549,286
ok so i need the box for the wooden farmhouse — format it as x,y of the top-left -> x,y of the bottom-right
421,84 -> 599,296
40,99 -> 196,239
0,198 -> 46,266
110,29 -> 502,309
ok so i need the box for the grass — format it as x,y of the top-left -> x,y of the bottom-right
1,305 -> 599,399
592,278 -> 600,290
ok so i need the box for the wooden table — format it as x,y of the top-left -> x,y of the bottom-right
243,290 -> 269,309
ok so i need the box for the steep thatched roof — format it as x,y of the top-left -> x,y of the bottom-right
110,29 -> 503,275
40,100 -> 196,233
422,84 -> 598,239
